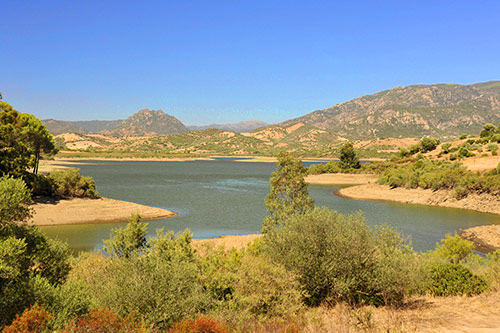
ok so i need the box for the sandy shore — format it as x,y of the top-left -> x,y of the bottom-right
337,184 -> 500,216
31,197 -> 177,226
306,173 -> 379,185
460,225 -> 500,253
192,234 -> 261,252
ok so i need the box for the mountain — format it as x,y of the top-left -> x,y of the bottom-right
72,120 -> 124,133
43,109 -> 187,137
282,81 -> 500,139
103,109 -> 188,137
187,120 -> 268,132
42,119 -> 88,135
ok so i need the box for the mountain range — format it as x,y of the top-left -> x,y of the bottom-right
283,81 -> 500,139
44,80 -> 500,141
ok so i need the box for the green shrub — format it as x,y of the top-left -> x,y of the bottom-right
449,153 -> 457,161
264,207 -> 417,306
49,168 -> 98,198
419,137 -> 440,153
440,143 -> 452,154
74,229 -> 210,330
490,133 -> 500,143
431,234 -> 475,264
459,134 -> 468,140
427,262 -> 488,296
0,176 -> 32,224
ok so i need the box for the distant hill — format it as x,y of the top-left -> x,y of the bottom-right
72,119 -> 123,133
187,120 -> 268,132
42,119 -> 88,135
55,122 -> 343,156
282,81 -> 500,139
43,109 -> 187,136
103,109 -> 188,137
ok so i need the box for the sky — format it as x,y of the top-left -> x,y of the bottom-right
1,1 -> 500,125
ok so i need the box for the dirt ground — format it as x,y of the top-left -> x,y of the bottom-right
314,291 -> 500,332
31,197 -> 177,226
306,173 -> 379,185
460,225 -> 500,253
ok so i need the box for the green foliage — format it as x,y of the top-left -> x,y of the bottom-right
264,207 -> 417,306
0,102 -> 57,177
0,176 -> 32,225
76,229 -> 209,330
49,168 -> 98,198
432,234 -> 475,264
441,142 -> 452,154
418,137 -> 440,153
458,147 -> 474,158
0,224 -> 71,327
427,262 -> 488,296
377,159 -> 500,198
480,123 -> 497,138
104,213 -> 148,258
339,142 -> 361,169
261,152 -> 314,233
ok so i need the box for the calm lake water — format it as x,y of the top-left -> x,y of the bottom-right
41,158 -> 500,253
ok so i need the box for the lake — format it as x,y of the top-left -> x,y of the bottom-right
41,158 -> 500,253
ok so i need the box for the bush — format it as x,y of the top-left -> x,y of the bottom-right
62,308 -> 146,333
0,176 -> 32,224
432,234 -> 475,264
419,137 -> 440,153
74,229 -> 210,330
264,207 -> 417,306
3,304 -> 53,333
49,168 -> 98,198
0,224 -> 71,326
198,246 -> 304,328
449,153 -> 457,161
169,317 -> 227,333
427,262 -> 488,296
441,143 -> 452,154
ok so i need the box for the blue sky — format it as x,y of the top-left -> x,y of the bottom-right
1,1 -> 499,125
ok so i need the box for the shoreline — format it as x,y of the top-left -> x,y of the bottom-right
306,173 -> 378,185
336,184 -> 500,216
31,197 -> 177,226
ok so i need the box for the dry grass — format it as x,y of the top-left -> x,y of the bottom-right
307,291 -> 500,332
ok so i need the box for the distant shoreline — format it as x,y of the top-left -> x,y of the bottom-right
336,184 -> 500,216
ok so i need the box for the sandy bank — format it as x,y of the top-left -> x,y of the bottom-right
460,225 -> 500,253
31,197 -> 177,226
337,184 -> 500,216
192,234 -> 261,252
306,173 -> 378,185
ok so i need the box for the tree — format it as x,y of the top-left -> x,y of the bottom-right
480,123 -> 497,138
339,142 -> 360,169
104,213 -> 149,258
261,152 -> 314,233
418,137 -> 440,153
0,176 -> 32,225
0,101 -> 56,177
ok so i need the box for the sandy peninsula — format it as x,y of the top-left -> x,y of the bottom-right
337,184 -> 500,216
305,173 -> 378,185
460,225 -> 500,253
31,197 -> 177,226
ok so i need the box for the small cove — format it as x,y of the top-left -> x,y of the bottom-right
41,159 -> 500,253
